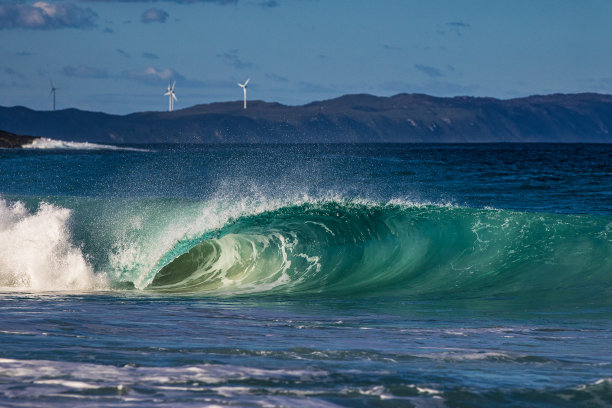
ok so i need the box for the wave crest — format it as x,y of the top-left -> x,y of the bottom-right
146,201 -> 612,304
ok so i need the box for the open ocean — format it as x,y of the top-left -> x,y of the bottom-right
0,142 -> 610,407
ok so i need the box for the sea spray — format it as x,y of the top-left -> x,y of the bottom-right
0,198 -> 105,291
107,194 -> 356,289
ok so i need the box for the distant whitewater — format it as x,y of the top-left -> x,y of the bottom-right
23,137 -> 149,151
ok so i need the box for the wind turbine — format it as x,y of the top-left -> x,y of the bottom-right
164,81 -> 177,112
49,80 -> 58,111
238,78 -> 250,109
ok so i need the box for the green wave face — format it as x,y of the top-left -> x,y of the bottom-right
146,202 -> 612,306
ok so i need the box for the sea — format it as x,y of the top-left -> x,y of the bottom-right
0,140 -> 610,407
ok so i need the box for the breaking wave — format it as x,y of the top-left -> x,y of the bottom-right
0,198 -> 106,291
22,137 -> 149,151
1,196 -> 610,305
144,201 -> 611,304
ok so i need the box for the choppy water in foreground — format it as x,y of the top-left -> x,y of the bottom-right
0,143 -> 610,407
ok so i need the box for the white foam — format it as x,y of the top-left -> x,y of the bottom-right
416,386 -> 441,395
576,377 -> 612,389
0,358 -> 328,384
0,198 -> 107,292
34,379 -> 99,389
22,137 -> 149,152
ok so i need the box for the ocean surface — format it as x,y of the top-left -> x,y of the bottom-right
0,142 -> 610,407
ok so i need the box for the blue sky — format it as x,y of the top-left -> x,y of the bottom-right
1,0 -> 611,114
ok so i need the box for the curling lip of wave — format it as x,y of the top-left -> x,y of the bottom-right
145,201 -> 612,304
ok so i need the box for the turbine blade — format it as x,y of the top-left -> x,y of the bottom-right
244,78 -> 250,86
172,94 -> 177,101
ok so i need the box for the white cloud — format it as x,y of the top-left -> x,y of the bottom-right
81,0 -> 237,4
141,8 -> 168,24
122,67 -> 183,84
0,2 -> 97,30
121,66 -> 233,89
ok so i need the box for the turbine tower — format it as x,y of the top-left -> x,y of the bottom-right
164,81 -> 177,112
49,80 -> 58,111
238,78 -> 250,109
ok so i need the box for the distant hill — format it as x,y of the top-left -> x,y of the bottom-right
0,129 -> 39,148
1,93 -> 611,143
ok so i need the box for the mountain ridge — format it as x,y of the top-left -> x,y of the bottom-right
1,92 -> 611,144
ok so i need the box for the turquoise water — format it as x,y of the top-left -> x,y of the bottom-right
0,143 -> 610,407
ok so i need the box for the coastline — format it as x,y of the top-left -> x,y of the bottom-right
1,93 -> 612,144
0,130 -> 39,148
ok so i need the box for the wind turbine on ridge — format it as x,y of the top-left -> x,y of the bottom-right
238,78 -> 250,109
164,81 -> 177,112
49,80 -> 58,111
